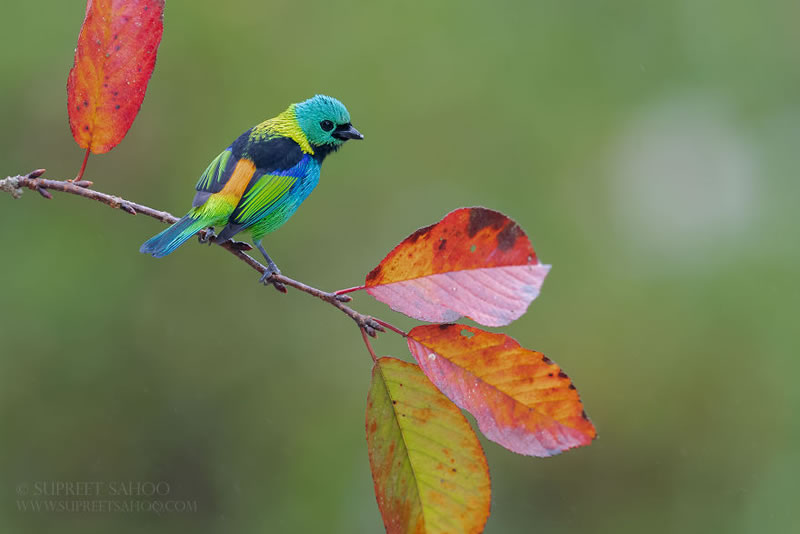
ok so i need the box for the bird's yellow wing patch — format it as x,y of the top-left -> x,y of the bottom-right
218,157 -> 257,202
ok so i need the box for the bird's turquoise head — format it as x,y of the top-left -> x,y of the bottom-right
294,95 -> 363,148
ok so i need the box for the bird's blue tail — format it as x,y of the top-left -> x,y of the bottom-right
139,214 -> 210,258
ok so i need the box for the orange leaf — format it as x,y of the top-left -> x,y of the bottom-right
407,324 -> 596,457
67,0 -> 164,154
364,207 -> 550,327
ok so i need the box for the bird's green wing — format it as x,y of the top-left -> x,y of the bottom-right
192,148 -> 236,207
213,172 -> 298,242
230,173 -> 298,226
196,148 -> 235,192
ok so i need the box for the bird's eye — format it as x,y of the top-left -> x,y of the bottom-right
320,120 -> 334,132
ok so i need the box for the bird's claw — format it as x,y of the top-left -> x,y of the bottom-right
198,230 -> 252,252
259,269 -> 286,293
198,228 -> 216,245
258,269 -> 279,284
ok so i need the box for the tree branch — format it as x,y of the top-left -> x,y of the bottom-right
2,169 -> 387,337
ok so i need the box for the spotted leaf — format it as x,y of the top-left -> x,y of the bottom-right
407,325 -> 596,457
67,0 -> 164,154
366,357 -> 491,534
363,207 -> 550,327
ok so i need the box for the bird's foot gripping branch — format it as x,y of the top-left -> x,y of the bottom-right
4,168 -> 596,533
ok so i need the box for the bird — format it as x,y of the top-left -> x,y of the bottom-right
139,94 -> 363,284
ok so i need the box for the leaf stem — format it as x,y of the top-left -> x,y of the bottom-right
76,147 -> 91,181
373,318 -> 407,337
334,285 -> 366,295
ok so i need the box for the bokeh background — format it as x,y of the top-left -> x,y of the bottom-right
2,1 -> 798,532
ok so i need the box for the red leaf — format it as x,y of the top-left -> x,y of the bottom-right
364,207 -> 550,327
407,324 -> 596,457
67,0 -> 164,154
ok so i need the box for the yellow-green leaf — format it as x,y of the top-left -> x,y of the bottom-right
366,357 -> 491,534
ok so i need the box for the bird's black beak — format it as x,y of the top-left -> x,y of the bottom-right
332,123 -> 364,141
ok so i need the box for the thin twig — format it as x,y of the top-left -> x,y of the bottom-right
360,327 -> 379,363
2,169 -> 387,338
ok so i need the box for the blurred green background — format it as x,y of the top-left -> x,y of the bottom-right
2,1 -> 798,532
